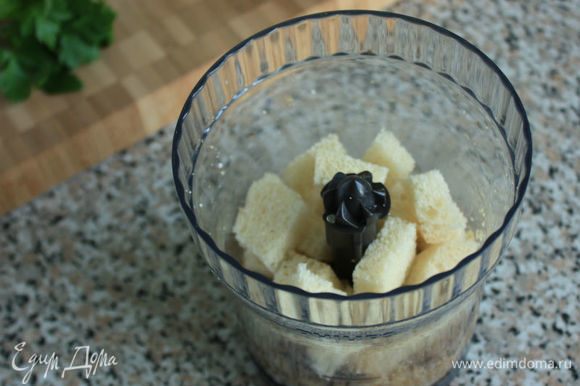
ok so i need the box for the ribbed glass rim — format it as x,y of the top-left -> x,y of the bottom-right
171,10 -> 532,302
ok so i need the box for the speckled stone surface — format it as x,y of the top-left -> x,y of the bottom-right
1,0 -> 578,385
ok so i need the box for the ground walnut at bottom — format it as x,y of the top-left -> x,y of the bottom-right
237,286 -> 482,386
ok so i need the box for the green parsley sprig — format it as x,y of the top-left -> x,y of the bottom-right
0,0 -> 116,102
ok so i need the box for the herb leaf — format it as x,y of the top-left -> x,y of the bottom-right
0,58 -> 32,102
36,16 -> 61,49
59,34 -> 100,68
44,0 -> 73,22
0,0 -> 116,103
41,70 -> 82,94
0,0 -> 20,18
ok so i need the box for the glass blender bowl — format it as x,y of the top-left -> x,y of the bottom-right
172,11 -> 532,386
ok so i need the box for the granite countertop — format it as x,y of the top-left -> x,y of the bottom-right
1,0 -> 578,385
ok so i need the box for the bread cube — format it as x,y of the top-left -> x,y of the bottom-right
283,152 -> 314,198
405,237 -> 480,285
363,130 -> 415,180
342,281 -> 354,296
293,211 -> 332,263
274,252 -> 346,295
410,170 -> 467,244
416,232 -> 430,254
313,152 -> 388,186
233,173 -> 305,272
242,251 -> 273,279
353,217 -> 416,293
303,186 -> 325,215
308,344 -> 365,379
283,134 -> 346,198
388,178 -> 416,223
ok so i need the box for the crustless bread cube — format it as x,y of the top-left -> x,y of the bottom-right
313,151 -> 388,187
233,173 -> 305,272
242,250 -> 273,279
353,217 -> 416,293
302,186 -> 325,215
388,178 -> 416,223
283,134 -> 346,198
274,251 -> 345,295
405,237 -> 480,285
363,130 -> 415,180
293,211 -> 332,263
410,170 -> 467,245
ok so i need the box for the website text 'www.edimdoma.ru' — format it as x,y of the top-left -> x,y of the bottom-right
452,358 -> 574,370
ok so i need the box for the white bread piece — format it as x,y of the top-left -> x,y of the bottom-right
405,237 -> 480,285
416,226 -> 481,256
313,151 -> 388,186
233,173 -> 305,272
242,251 -> 273,279
342,281 -> 354,296
283,152 -> 314,198
293,211 -> 332,263
353,217 -> 417,294
308,344 -> 365,379
416,232 -> 430,254
410,170 -> 467,244
283,134 -> 346,198
363,130 -> 415,180
303,186 -> 324,215
388,178 -> 416,223
274,252 -> 345,295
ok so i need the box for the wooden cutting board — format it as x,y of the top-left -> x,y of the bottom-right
0,0 -> 396,214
